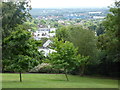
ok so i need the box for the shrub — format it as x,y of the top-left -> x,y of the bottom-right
29,63 -> 64,73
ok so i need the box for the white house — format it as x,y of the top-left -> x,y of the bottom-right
33,27 -> 57,56
38,48 -> 56,56
38,39 -> 57,56
33,28 -> 56,40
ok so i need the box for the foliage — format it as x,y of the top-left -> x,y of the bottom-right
77,55 -> 90,76
2,1 -> 33,67
24,20 -> 39,32
1,1 -> 45,82
98,1 -> 120,62
49,38 -> 78,70
40,20 -> 46,25
7,55 -> 39,72
48,38 -> 90,79
2,1 -> 32,38
2,25 -> 44,82
3,25 -> 43,71
88,25 -> 97,31
96,23 -> 105,36
56,26 -> 98,63
56,26 -> 99,76
56,26 -> 69,41
48,38 -> 78,80
95,1 -> 120,77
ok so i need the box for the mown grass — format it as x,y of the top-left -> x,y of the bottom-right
2,73 -> 118,88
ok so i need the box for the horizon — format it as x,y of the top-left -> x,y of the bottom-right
31,7 -> 109,9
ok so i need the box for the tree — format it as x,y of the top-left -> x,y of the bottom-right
2,1 -> 32,38
88,25 -> 97,31
56,26 -> 69,41
2,1 -> 33,69
96,23 -> 105,36
2,1 -> 44,77
24,20 -> 38,32
96,1 -> 120,77
56,26 -> 98,75
3,25 -> 44,82
48,38 -> 80,81
99,1 -> 120,62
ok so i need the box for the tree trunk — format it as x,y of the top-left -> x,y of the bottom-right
80,65 -> 85,76
64,69 -> 69,81
19,72 -> 22,82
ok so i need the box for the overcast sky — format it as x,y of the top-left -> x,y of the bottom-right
31,0 -> 115,8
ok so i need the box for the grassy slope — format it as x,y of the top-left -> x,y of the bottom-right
2,73 -> 118,88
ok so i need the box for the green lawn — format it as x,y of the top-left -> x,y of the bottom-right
2,73 -> 118,88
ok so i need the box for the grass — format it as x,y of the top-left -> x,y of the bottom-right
2,73 -> 118,88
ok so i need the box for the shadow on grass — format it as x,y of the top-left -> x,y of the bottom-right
50,79 -> 66,81
2,81 -> 20,83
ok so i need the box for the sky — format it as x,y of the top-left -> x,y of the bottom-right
31,0 -> 115,8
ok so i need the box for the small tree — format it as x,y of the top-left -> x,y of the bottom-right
10,55 -> 39,82
49,38 -> 80,81
3,25 -> 44,82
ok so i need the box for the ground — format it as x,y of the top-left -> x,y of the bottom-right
2,73 -> 118,88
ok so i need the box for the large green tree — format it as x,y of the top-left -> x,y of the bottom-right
2,1 -> 44,82
2,1 -> 32,62
3,25 -> 44,82
96,1 -> 120,77
56,26 -> 98,75
2,1 -> 32,38
56,26 -> 97,58
98,1 -> 120,62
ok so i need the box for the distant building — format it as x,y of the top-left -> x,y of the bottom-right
38,39 -> 56,56
93,16 -> 105,19
38,48 -> 56,56
89,12 -> 102,14
58,20 -> 65,24
33,27 -> 57,56
33,28 -> 56,40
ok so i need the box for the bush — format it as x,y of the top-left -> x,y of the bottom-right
29,63 -> 64,73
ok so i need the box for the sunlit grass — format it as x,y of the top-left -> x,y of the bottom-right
2,73 -> 118,88
0,73 -> 2,89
